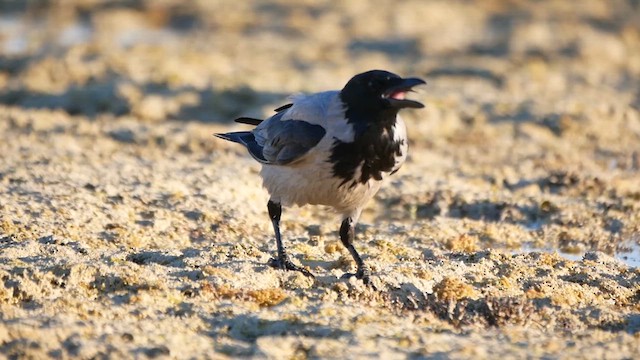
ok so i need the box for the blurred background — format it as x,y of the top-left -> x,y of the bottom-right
1,0 -> 639,260
1,0 -> 638,121
2,3 -> 640,357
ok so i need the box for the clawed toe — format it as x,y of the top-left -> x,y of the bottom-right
341,269 -> 378,290
268,257 -> 315,278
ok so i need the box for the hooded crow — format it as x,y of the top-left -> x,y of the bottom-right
215,70 -> 426,286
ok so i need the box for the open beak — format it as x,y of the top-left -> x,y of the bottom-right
382,77 -> 426,109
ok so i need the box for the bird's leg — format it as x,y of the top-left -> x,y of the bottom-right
266,200 -> 314,278
339,217 -> 375,288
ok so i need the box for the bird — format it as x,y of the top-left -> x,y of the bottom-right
215,70 -> 425,287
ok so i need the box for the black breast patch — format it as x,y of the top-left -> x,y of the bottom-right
329,126 -> 404,186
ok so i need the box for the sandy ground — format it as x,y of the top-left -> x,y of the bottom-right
1,0 -> 640,358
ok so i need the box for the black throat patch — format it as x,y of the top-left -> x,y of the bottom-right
329,107 -> 405,187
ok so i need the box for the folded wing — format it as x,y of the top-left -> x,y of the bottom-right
259,119 -> 326,164
217,100 -> 326,166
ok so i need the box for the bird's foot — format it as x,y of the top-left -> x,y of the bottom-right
341,268 -> 378,290
268,256 -> 315,278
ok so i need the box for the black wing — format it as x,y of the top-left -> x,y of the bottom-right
259,120 -> 326,165
234,117 -> 263,126
273,103 -> 293,112
233,104 -> 293,126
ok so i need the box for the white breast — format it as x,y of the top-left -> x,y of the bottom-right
259,136 -> 382,219
392,116 -> 409,173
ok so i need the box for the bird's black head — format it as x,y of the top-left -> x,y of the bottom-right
340,70 -> 426,115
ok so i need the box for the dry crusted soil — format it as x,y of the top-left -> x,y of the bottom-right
1,1 -> 640,359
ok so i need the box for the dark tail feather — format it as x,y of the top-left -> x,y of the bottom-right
214,131 -> 252,144
234,117 -> 263,126
214,131 -> 268,163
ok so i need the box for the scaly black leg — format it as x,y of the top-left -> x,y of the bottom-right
339,217 -> 375,288
266,200 -> 314,278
